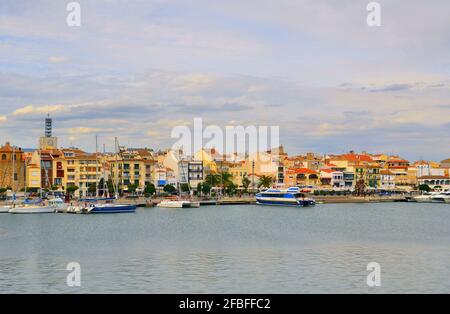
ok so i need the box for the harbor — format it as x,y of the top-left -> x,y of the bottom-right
2,201 -> 450,294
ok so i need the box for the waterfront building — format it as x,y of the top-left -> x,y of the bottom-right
319,169 -> 345,189
229,161 -> 249,189
380,170 -> 396,190
0,142 -> 25,191
285,168 -> 319,187
25,151 -> 41,190
108,148 -> 146,193
187,160 -> 204,190
63,148 -> 102,197
417,176 -> 450,190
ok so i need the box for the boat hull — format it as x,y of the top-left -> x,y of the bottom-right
8,206 -> 55,214
156,200 -> 195,208
89,204 -> 136,213
445,198 -> 450,204
256,198 -> 316,207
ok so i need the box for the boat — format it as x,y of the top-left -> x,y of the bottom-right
431,191 -> 450,203
156,200 -> 196,208
0,205 -> 11,213
8,197 -> 66,214
256,187 -> 316,207
413,192 -> 440,203
88,203 -> 137,213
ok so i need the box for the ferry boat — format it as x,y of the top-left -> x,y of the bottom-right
256,187 -> 316,207
430,191 -> 450,203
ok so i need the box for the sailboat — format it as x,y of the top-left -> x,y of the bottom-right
88,137 -> 136,214
156,155 -> 200,208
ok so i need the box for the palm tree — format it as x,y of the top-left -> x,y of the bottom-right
242,175 -> 251,193
258,175 -> 274,189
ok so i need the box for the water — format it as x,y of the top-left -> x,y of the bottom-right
1,202 -> 450,293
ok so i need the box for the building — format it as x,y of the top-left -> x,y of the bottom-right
380,170 -> 395,190
418,176 -> 450,190
0,142 -> 25,191
188,160 -> 204,189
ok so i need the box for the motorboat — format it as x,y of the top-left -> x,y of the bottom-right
413,192 -> 440,203
431,191 -> 450,203
256,187 -> 316,207
156,200 -> 196,208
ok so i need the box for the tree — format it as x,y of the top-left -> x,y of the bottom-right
242,175 -> 251,193
219,171 -> 233,187
163,184 -> 176,194
88,183 -> 97,195
205,173 -> 221,187
66,185 -> 79,196
197,182 -> 212,196
144,183 -> 156,197
418,184 -> 431,192
180,183 -> 190,193
258,175 -> 274,189
51,185 -> 59,191
127,184 -> 139,194
225,182 -> 237,196
0,187 -> 7,194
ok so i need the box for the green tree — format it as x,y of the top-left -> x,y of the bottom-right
242,175 -> 251,193
144,183 -> 156,197
258,175 -> 274,189
0,187 -> 7,194
180,183 -> 190,193
163,184 -> 176,194
66,185 -> 79,196
88,183 -> 97,195
197,182 -> 212,196
51,185 -> 59,191
219,171 -> 233,187
225,182 -> 237,196
127,184 -> 139,194
205,173 -> 221,187
418,184 -> 431,192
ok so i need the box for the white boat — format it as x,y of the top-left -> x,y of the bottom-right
413,192 -> 437,203
8,198 -> 66,214
256,187 -> 316,207
156,200 -> 195,208
431,191 -> 450,203
0,205 -> 12,213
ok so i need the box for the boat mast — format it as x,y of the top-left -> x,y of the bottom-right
12,145 -> 15,202
114,137 -> 119,199
95,135 -> 99,198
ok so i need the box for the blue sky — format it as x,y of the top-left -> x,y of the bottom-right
0,0 -> 449,161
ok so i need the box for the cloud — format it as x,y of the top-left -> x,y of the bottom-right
12,105 -> 66,116
68,127 -> 103,134
369,84 -> 413,93
0,116 -> 7,122
48,56 -> 70,64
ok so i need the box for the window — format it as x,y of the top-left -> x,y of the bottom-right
1,154 -> 6,160
134,164 -> 140,170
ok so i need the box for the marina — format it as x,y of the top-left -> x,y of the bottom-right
1,202 -> 450,293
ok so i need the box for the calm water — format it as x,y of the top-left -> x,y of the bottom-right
1,202 -> 450,293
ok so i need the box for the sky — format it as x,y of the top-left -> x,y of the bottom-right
0,0 -> 449,161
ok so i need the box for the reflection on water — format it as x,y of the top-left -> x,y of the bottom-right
1,203 -> 450,293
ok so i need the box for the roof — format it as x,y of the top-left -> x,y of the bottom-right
341,153 -> 373,163
441,158 -> 450,164
286,168 -> 318,175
